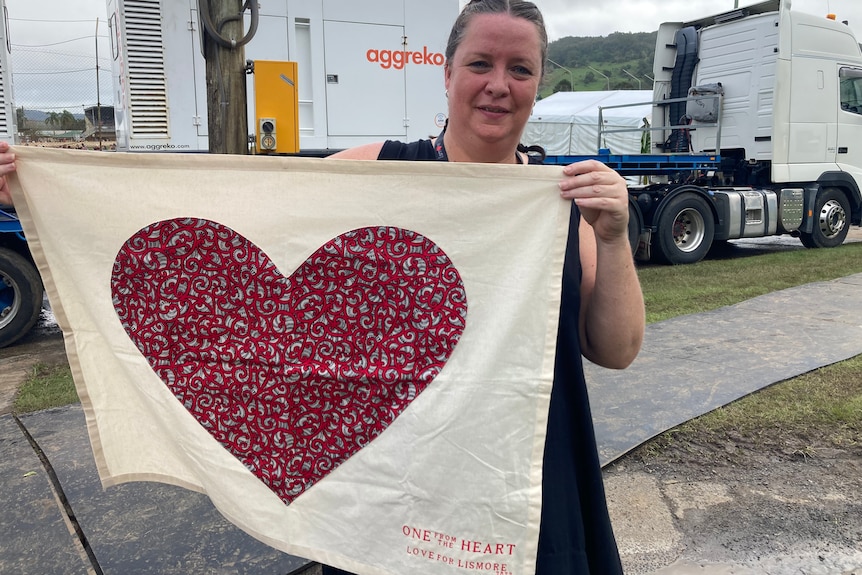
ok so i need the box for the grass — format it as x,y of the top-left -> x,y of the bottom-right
12,241 -> 862,458
637,355 -> 862,460
13,363 -> 78,414
716,355 -> 862,438
638,241 -> 862,323
631,241 -> 862,459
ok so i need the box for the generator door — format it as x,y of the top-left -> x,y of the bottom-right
323,20 -> 407,138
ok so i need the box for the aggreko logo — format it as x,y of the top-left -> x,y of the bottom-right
366,46 -> 445,70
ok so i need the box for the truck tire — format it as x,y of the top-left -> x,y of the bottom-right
627,202 -> 640,255
799,187 -> 850,249
0,247 -> 44,348
653,193 -> 715,264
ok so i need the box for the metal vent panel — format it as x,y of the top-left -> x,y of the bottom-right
123,0 -> 168,137
0,68 -> 9,133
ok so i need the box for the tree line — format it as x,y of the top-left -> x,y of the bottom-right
16,108 -> 85,132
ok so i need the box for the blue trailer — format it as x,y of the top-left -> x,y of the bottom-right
544,150 -> 726,262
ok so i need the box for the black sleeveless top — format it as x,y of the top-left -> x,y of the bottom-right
323,139 -> 623,574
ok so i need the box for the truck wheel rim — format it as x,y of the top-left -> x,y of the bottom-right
819,199 -> 846,238
672,208 -> 706,253
0,272 -> 20,331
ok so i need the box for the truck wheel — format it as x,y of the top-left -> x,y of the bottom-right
653,193 -> 715,264
627,203 -> 641,255
799,187 -> 850,249
0,247 -> 44,348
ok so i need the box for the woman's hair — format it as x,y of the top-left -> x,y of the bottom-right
445,0 -> 548,76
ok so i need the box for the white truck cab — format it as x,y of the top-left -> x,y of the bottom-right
639,0 -> 862,262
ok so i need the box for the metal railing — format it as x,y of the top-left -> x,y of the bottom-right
596,93 -> 724,155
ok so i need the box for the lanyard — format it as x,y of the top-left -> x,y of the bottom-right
433,128 -> 523,164
434,129 -> 449,161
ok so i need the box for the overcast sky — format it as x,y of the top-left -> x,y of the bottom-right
532,0 -> 861,39
8,0 -> 858,37
5,0 -> 862,110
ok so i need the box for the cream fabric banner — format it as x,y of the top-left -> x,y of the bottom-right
10,146 -> 570,575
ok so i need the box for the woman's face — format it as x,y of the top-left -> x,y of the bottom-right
444,12 -> 543,147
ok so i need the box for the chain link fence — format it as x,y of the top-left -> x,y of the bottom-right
8,15 -> 114,145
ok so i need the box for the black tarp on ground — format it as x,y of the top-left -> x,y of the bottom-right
588,273 -> 862,464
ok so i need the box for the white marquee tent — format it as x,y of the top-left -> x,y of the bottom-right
522,90 -> 654,156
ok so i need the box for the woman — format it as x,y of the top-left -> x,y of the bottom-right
0,2 -> 643,571
331,1 -> 644,573
331,0 -> 642,365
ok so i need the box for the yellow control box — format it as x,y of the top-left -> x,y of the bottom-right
253,60 -> 299,154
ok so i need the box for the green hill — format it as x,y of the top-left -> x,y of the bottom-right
541,31 -> 657,98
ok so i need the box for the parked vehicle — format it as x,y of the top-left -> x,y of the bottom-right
0,210 -> 42,348
541,0 -> 862,264
0,0 -> 43,348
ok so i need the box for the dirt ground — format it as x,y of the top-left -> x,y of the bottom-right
608,425 -> 862,574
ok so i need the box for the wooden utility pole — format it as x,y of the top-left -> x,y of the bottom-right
202,0 -> 248,154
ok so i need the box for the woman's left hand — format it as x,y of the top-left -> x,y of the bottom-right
558,160 -> 629,245
0,141 -> 16,206
559,159 -> 644,369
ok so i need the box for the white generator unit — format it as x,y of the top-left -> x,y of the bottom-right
105,0 -> 459,153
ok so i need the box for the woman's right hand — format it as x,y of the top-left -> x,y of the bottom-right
0,141 -> 16,206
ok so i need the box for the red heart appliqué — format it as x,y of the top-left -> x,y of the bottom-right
111,218 -> 467,504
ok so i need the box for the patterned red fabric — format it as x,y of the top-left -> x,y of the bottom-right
111,218 -> 467,504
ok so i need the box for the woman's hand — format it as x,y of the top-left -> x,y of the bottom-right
558,159 -> 630,246
0,141 -> 16,206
